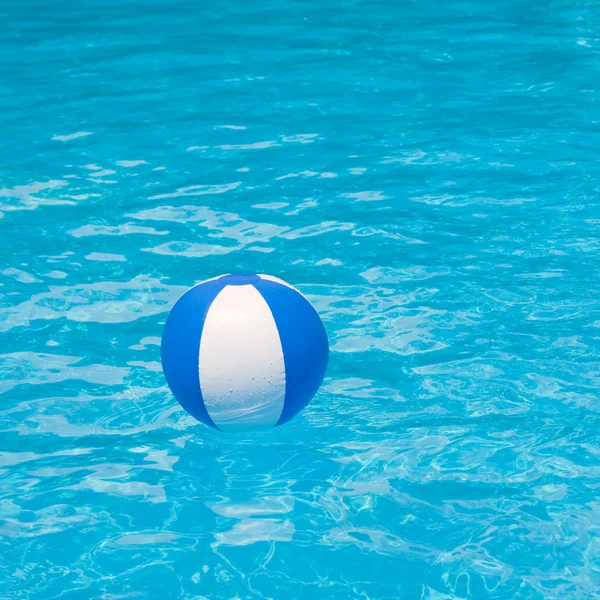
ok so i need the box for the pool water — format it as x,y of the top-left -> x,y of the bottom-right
2,1 -> 600,598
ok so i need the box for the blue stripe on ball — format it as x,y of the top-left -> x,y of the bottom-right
161,278 -> 227,430
213,273 -> 261,286
252,278 -> 329,426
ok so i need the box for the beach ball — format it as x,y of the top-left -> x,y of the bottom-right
161,273 -> 329,431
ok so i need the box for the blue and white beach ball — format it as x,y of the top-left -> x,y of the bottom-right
161,273 -> 329,431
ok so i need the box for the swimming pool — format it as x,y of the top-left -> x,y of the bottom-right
2,1 -> 600,598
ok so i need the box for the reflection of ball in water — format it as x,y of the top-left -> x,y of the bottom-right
161,273 -> 329,431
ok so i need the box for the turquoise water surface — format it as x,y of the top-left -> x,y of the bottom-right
2,1 -> 600,598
